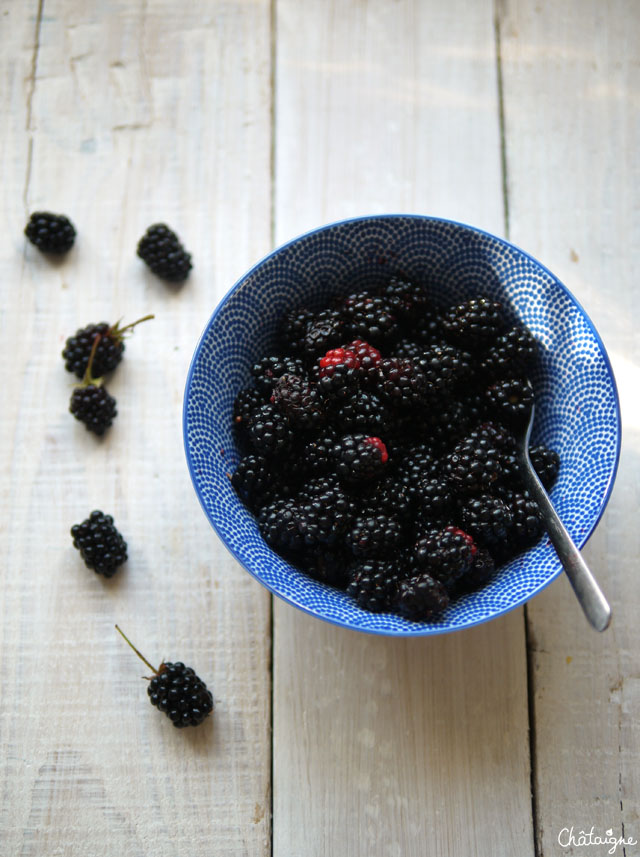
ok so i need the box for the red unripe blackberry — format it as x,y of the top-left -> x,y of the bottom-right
317,347 -> 361,397
71,510 -> 127,577
116,626 -> 213,728
413,525 -> 476,589
62,314 -> 154,378
137,223 -> 192,282
331,433 -> 389,483
25,211 -> 76,254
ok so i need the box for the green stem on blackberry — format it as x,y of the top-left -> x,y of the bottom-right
115,624 -> 159,675
109,313 -> 155,341
77,333 -> 104,388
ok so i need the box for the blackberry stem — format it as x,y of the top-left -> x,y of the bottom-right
111,313 -> 155,339
78,333 -> 104,388
115,624 -> 159,675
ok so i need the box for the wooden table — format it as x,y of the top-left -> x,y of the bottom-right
2,2 -> 638,854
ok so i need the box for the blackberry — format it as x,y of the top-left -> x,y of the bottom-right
395,442 -> 439,499
422,398 -> 474,452
231,454 -> 281,511
413,525 -> 476,589
297,427 -> 339,476
303,309 -> 346,359
347,558 -> 403,611
271,374 -> 325,430
258,498 -> 307,552
499,489 -> 544,551
296,476 -> 353,546
356,475 -> 414,523
459,494 -> 513,545
340,292 -> 399,345
136,223 -> 192,282
480,325 -> 538,377
69,334 -> 117,435
71,510 -> 127,577
116,626 -> 213,728
316,347 -> 361,397
468,421 -> 519,482
345,512 -> 405,558
376,357 -> 429,409
529,445 -> 560,489
485,377 -> 534,422
334,389 -> 389,433
233,387 -> 266,430
252,355 -> 306,397
247,403 -> 295,456
62,314 -> 154,378
393,338 -> 427,359
280,306 -> 314,354
331,434 -> 389,483
443,432 -> 503,494
25,211 -> 75,254
379,277 -> 432,318
415,475 -> 454,522
394,573 -> 449,621
346,339 -> 382,384
299,547 -> 350,589
415,341 -> 473,394
441,296 -> 506,348
454,547 -> 497,594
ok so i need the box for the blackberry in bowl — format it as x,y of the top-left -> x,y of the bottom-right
183,215 -> 620,636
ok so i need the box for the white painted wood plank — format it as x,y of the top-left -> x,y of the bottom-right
0,2 -> 272,855
273,2 -> 534,855
500,1 -> 640,851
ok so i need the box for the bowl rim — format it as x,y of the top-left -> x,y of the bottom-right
183,213 -> 622,636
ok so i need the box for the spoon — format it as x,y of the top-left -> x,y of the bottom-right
516,390 -> 611,631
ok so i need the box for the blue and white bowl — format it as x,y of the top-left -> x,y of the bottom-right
183,215 -> 621,636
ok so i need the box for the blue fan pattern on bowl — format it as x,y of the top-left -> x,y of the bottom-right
184,215 -> 620,636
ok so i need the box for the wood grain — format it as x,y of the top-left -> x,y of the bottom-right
0,1 -> 272,855
272,2 -> 534,855
500,0 -> 640,851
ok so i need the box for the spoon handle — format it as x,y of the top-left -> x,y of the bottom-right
520,462 -> 611,631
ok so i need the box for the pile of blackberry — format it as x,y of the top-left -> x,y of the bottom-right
231,281 -> 560,622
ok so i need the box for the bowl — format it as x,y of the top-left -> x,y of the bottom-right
183,215 -> 620,636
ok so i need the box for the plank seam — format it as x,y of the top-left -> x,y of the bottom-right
493,2 -> 510,240
23,0 -> 44,215
524,608 -> 542,857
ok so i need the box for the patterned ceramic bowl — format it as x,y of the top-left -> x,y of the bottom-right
183,215 -> 620,636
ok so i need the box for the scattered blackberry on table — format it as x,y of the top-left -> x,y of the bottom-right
71,510 -> 127,577
394,573 -> 449,621
485,377 -> 534,422
25,211 -> 75,254
331,433 -> 389,483
247,403 -> 295,456
62,314 -> 154,378
271,374 -> 325,430
252,355 -> 306,397
413,525 -> 476,589
441,295 -> 506,348
347,558 -> 403,612
529,444 -> 560,489
116,626 -> 213,728
136,223 -> 192,282
69,335 -> 117,435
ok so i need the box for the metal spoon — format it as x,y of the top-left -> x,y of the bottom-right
516,391 -> 611,631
